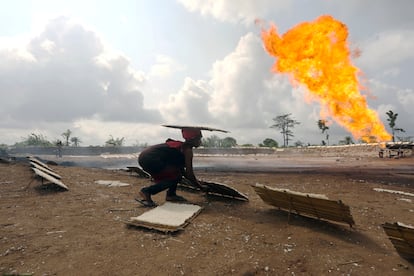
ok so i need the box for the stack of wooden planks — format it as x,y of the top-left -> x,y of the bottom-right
28,157 -> 68,190
383,222 -> 414,260
252,184 -> 354,227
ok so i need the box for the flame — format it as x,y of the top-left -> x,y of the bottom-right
262,15 -> 391,142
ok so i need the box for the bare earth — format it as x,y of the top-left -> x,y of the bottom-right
1,153 -> 414,275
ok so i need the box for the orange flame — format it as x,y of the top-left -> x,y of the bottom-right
262,15 -> 391,142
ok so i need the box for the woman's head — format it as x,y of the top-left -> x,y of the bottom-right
182,128 -> 202,147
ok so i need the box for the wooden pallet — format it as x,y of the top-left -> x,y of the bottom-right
252,184 -> 354,227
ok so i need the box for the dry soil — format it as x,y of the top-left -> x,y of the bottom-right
1,154 -> 414,275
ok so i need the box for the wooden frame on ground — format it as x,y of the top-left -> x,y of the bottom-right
252,184 -> 355,227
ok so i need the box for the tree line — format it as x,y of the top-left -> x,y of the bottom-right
5,130 -> 126,148
270,109 -> 409,147
1,109 -> 409,150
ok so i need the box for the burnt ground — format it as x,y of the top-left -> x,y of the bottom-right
1,154 -> 414,275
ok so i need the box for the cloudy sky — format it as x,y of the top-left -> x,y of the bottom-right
1,0 -> 413,146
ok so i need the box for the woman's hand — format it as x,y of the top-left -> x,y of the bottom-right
197,180 -> 209,192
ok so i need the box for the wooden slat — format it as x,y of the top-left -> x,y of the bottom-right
383,225 -> 414,241
28,157 -> 56,172
32,167 -> 68,190
255,188 -> 352,214
383,222 -> 414,260
252,184 -> 355,226
203,181 -> 249,201
178,179 -> 249,201
30,161 -> 62,179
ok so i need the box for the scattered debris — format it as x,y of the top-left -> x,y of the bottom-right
95,180 -> 130,187
108,208 -> 135,212
46,230 -> 67,235
397,198 -> 412,203
374,188 -> 414,197
337,259 -> 364,266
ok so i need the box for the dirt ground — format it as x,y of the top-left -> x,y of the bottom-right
1,154 -> 414,275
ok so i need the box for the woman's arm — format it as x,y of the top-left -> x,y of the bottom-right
183,147 -> 198,185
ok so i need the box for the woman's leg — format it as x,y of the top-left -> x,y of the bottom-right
141,179 -> 177,196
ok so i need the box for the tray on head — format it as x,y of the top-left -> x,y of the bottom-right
162,124 -> 229,133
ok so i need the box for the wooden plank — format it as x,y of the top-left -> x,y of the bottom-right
260,194 -> 354,223
178,179 -> 249,201
383,222 -> 414,260
254,187 -> 351,215
203,181 -> 248,201
256,191 -> 340,210
30,161 -> 62,179
28,157 -> 56,172
383,227 -> 414,241
252,184 -> 355,226
32,167 -> 68,190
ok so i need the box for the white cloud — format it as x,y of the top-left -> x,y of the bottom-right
358,30 -> 414,71
0,16 -> 161,127
177,0 -> 290,25
159,77 -> 213,123
149,54 -> 186,78
366,79 -> 412,135
397,88 -> 414,110
329,0 -> 414,31
208,33 -> 277,126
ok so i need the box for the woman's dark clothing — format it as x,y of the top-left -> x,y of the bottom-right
138,139 -> 184,196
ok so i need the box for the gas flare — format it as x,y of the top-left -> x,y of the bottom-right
262,15 -> 391,142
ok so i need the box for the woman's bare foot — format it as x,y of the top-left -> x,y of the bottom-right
135,191 -> 157,207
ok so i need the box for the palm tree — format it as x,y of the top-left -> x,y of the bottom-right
105,135 -> 125,146
339,136 -> 354,145
386,110 -> 405,142
70,137 -> 82,147
61,129 -> 72,146
317,119 -> 329,145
